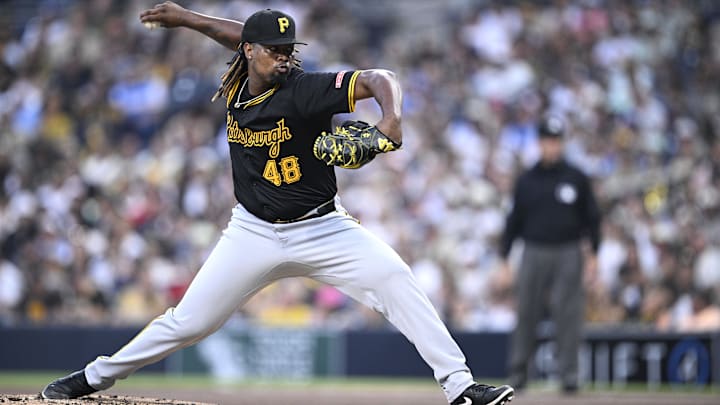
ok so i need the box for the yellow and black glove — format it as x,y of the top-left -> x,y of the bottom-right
313,120 -> 401,169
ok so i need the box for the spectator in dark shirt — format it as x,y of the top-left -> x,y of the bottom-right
501,115 -> 601,393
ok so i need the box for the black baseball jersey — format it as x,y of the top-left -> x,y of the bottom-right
225,68 -> 361,222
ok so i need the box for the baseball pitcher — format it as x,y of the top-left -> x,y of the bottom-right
41,3 -> 514,405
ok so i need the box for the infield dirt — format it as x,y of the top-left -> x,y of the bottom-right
2,387 -> 718,405
0,394 -> 211,404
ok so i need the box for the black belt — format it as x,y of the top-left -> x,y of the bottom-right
273,201 -> 336,224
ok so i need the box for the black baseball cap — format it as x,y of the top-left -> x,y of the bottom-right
241,9 -> 307,45
538,115 -> 565,139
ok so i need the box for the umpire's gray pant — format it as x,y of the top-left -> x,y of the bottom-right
508,241 -> 583,388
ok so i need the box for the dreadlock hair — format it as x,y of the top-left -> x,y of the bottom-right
211,44 -> 303,103
212,47 -> 248,103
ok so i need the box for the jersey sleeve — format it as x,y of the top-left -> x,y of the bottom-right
293,70 -> 362,118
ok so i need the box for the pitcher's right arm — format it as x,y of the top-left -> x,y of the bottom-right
140,1 -> 244,51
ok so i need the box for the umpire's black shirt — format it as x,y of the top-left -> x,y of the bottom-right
501,159 -> 600,257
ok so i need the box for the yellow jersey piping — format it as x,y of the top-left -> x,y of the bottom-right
226,78 -> 243,109
347,70 -> 362,112
242,84 -> 280,109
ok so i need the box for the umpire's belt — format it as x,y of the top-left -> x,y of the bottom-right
273,200 -> 336,224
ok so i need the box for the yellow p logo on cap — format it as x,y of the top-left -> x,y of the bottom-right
278,17 -> 290,33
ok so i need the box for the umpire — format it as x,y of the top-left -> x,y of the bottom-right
500,115 -> 601,393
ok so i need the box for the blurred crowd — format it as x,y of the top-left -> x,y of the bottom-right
1,0 -> 719,332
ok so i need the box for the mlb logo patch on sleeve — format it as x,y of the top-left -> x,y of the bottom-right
335,71 -> 346,89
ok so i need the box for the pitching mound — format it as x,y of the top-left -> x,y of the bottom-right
0,394 -> 214,405
3,388 -> 718,405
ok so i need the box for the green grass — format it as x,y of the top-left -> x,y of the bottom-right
525,380 -> 720,395
0,372 -> 439,390
0,372 -> 717,395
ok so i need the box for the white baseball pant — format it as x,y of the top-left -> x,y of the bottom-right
84,198 -> 475,402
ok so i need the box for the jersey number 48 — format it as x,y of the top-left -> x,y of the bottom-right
263,156 -> 301,186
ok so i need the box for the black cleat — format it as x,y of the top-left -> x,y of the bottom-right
41,370 -> 97,399
451,383 -> 514,405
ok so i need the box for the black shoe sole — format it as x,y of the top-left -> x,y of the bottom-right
489,386 -> 514,405
40,390 -> 67,400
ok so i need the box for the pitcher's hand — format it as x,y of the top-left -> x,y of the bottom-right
140,1 -> 190,28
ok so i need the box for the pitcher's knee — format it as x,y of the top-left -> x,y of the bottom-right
372,265 -> 417,294
164,309 -> 216,342
372,258 -> 411,280
178,322 -> 212,341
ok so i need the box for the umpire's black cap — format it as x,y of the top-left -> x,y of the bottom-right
241,9 -> 307,45
538,115 -> 565,139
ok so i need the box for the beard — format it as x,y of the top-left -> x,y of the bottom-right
269,69 -> 290,86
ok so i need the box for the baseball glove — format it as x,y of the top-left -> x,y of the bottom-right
313,120 -> 401,169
